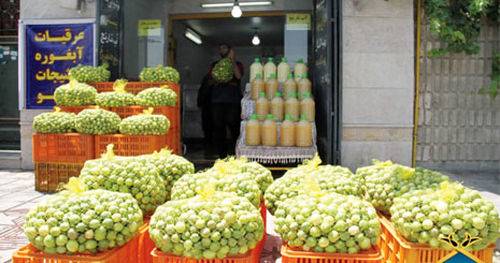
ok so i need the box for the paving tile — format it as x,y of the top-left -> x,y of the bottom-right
0,203 -> 22,213
0,249 -> 15,263
0,215 -> 14,226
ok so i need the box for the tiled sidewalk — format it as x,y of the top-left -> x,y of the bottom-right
0,171 -> 48,263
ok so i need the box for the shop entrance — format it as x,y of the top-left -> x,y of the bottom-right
170,14 -> 291,164
105,0 -> 342,167
166,0 -> 341,166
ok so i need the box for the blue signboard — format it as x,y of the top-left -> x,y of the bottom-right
24,22 -> 94,109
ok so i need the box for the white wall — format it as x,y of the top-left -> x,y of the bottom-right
123,0 -> 168,79
19,0 -> 98,169
341,0 -> 415,170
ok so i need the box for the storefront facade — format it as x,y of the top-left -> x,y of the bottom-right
12,0 -> 417,170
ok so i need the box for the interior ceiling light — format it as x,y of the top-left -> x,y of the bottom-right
201,1 -> 273,8
231,0 -> 242,18
252,34 -> 260,46
185,28 -> 202,45
251,28 -> 260,46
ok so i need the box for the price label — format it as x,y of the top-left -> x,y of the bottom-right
286,13 -> 311,30
138,20 -> 162,37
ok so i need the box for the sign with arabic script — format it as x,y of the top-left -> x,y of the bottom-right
24,22 -> 94,109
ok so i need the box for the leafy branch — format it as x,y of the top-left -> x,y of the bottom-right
479,52 -> 500,99
424,0 -> 499,99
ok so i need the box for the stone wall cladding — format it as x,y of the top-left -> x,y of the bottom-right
341,0 -> 415,171
417,20 -> 500,171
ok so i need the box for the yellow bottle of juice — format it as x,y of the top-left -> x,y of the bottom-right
296,115 -> 313,147
255,91 -> 269,120
251,73 -> 264,100
265,73 -> 279,100
280,114 -> 296,147
277,57 -> 290,83
285,92 -> 300,121
264,57 -> 276,81
270,91 -> 284,122
283,73 -> 297,99
300,92 -> 315,122
297,72 -> 312,100
262,114 -> 277,146
250,57 -> 263,83
245,114 -> 261,146
294,58 -> 308,82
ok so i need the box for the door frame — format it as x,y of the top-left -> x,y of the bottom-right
166,8 -> 341,164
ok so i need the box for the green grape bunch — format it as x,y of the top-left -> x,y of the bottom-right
274,192 -> 380,254
54,79 -> 97,106
33,110 -> 76,133
149,192 -> 264,259
23,184 -> 143,255
75,109 -> 121,135
357,160 -> 449,214
390,182 -> 500,251
80,155 -> 167,215
68,64 -> 110,83
136,86 -> 177,107
139,66 -> 180,84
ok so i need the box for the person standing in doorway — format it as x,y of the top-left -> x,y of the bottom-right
197,73 -> 214,158
210,43 -> 244,158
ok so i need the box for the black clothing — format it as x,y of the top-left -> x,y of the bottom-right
198,74 -> 214,154
210,60 -> 244,104
211,103 -> 241,158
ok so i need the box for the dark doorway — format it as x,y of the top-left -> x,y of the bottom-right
171,15 -> 289,166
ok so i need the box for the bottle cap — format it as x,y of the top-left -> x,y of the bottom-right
266,114 -> 275,120
275,91 -> 282,98
268,57 -> 274,63
300,114 -> 308,121
282,57 -> 287,63
259,91 -> 266,98
302,92 -> 311,98
284,114 -> 293,121
255,58 -> 261,63
287,73 -> 293,79
250,114 -> 258,120
297,58 -> 304,63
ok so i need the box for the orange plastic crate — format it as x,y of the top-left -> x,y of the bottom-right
138,219 -> 265,263
101,106 -> 180,154
12,222 -> 147,263
95,134 -> 167,156
92,81 -> 180,98
151,248 -> 256,263
281,245 -> 383,263
34,162 -> 84,193
154,106 -> 181,154
58,105 -> 98,114
138,220 -> 155,263
101,106 -> 144,119
378,214 -> 495,263
259,201 -> 267,230
33,133 -> 95,163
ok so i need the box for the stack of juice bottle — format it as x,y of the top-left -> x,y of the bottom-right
247,57 -> 315,148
